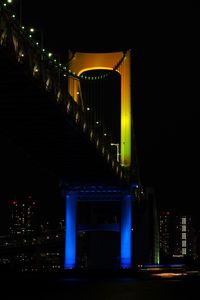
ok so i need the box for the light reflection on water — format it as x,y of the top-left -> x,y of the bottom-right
151,272 -> 188,278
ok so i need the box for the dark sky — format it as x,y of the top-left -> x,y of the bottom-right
0,1 -> 200,230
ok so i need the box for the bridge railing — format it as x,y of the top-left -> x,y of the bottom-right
0,2 -> 130,184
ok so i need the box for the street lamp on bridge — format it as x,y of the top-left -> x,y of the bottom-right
110,143 -> 120,162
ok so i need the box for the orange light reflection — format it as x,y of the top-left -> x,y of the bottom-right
151,272 -> 187,278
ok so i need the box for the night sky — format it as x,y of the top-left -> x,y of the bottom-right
0,1 -> 199,231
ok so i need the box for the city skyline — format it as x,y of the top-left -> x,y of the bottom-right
1,191 -> 200,272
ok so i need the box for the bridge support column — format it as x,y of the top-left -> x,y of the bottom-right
120,193 -> 132,268
64,192 -> 77,269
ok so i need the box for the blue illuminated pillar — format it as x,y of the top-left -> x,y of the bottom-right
120,194 -> 132,268
64,192 -> 77,269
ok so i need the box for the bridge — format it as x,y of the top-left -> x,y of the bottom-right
0,2 -> 143,270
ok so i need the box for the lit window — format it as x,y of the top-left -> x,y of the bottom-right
182,233 -> 186,239
182,240 -> 186,247
182,248 -> 187,255
182,217 -> 186,225
182,225 -> 186,232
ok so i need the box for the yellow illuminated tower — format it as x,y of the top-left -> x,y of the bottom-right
68,50 -> 132,171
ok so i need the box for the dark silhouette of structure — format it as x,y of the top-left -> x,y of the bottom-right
0,3 -> 151,270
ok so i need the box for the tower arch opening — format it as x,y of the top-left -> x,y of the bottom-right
68,50 -> 132,169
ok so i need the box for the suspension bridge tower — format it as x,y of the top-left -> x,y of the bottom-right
64,49 -> 140,270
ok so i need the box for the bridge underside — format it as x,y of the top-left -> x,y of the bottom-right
0,46 -> 124,193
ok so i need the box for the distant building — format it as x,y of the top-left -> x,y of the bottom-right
159,211 -> 173,257
195,230 -> 200,260
159,211 -> 194,261
9,195 -> 37,235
